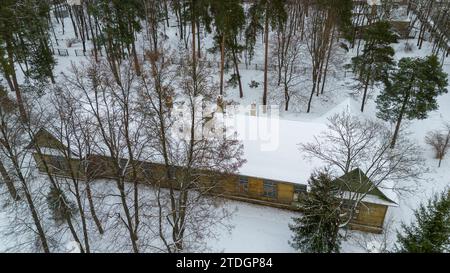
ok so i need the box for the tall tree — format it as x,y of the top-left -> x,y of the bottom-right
289,169 -> 342,253
270,2 -> 304,111
0,0 -> 55,121
138,50 -> 244,252
0,86 -> 20,201
64,59 -> 143,253
90,0 -> 145,79
0,91 -> 50,252
210,0 -> 245,96
304,0 -> 353,113
376,55 -> 448,148
351,21 -> 397,112
246,0 -> 286,106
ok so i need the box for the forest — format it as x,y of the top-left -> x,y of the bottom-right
0,0 -> 450,253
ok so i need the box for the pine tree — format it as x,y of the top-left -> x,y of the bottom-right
90,0 -> 145,79
318,0 -> 353,41
351,21 -> 397,112
289,170 -> 342,253
245,0 -> 286,106
396,190 -> 450,253
376,55 -> 448,148
0,0 -> 55,121
210,0 -> 245,97
46,185 -> 77,224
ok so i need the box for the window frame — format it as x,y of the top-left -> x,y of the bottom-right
237,176 -> 249,194
341,199 -> 360,220
293,184 -> 307,201
263,180 -> 277,199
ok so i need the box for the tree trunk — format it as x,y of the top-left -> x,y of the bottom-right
192,11 -> 196,68
13,162 -> 50,252
360,71 -> 371,112
320,28 -> 335,95
232,41 -> 243,98
131,39 -> 141,76
5,38 -> 28,122
263,7 -> 270,106
0,159 -> 19,201
85,180 -> 104,234
23,184 -> 50,253
86,5 -> 98,62
68,5 -> 79,39
220,34 -> 225,95
391,92 -> 410,148
197,20 -> 201,59
307,79 -> 316,113
117,178 -> 140,253
284,85 -> 290,111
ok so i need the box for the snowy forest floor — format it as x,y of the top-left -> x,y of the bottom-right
1,11 -> 450,253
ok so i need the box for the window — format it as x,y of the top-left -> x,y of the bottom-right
263,180 -> 277,199
237,176 -> 248,194
167,166 -> 176,180
48,156 -> 69,172
341,199 -> 360,220
293,184 -> 307,201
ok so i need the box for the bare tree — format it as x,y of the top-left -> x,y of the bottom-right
304,4 -> 336,113
425,124 -> 450,167
32,85 -> 112,253
350,217 -> 395,253
0,86 -> 19,201
137,49 -> 244,252
0,92 -> 50,252
63,58 -> 145,252
300,110 -> 425,224
270,4 -> 305,112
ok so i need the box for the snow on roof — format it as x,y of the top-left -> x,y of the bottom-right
363,194 -> 398,207
66,0 -> 81,6
367,0 -> 382,6
225,102 -> 398,206
226,99 -> 357,184
228,113 -> 327,185
34,97 -> 397,205
317,97 -> 360,122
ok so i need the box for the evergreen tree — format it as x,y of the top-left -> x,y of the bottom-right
183,0 -> 212,60
0,0 -> 55,121
351,21 -> 397,112
90,0 -> 145,79
396,190 -> 450,253
376,55 -> 448,148
245,0 -> 286,106
318,0 -> 353,41
210,0 -> 245,96
47,185 -> 77,224
289,170 -> 342,253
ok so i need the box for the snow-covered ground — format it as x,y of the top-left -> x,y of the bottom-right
1,7 -> 450,253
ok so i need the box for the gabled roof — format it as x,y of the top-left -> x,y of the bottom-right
333,168 -> 396,204
27,128 -> 78,157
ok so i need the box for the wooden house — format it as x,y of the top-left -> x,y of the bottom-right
333,169 -> 396,233
30,126 -> 397,234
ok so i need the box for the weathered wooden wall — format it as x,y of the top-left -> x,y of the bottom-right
33,152 -> 389,234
